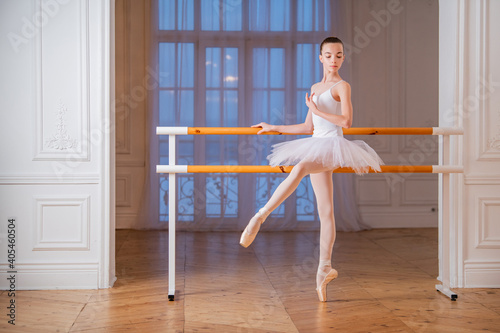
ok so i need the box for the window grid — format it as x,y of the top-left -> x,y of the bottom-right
252,47 -> 288,218
157,0 -> 333,224
158,0 -> 331,34
205,46 -> 240,217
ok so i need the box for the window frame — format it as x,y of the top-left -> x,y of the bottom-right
152,0 -> 334,227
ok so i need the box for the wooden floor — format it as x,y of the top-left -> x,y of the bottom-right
2,228 -> 500,332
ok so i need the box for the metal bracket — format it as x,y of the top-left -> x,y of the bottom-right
436,284 -> 458,301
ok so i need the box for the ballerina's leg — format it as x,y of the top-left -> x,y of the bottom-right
310,171 -> 337,291
245,161 -> 331,235
311,171 -> 336,264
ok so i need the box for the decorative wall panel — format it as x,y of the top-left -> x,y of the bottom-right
33,0 -> 90,161
475,197 -> 500,249
356,177 -> 391,206
116,173 -> 132,207
350,0 -> 439,227
33,196 -> 90,251
477,1 -> 500,160
401,175 -> 438,206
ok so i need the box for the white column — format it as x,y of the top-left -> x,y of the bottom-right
0,0 -> 114,289
439,0 -> 500,288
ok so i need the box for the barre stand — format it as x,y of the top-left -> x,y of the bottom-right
156,126 -> 464,302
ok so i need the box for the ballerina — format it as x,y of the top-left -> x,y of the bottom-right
240,37 -> 384,302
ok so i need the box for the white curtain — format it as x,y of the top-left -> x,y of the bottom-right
135,0 -> 369,232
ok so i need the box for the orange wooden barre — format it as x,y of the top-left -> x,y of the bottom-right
186,165 -> 434,173
186,127 -> 435,135
344,127 -> 433,135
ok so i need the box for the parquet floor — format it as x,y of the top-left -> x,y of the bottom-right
2,228 -> 500,332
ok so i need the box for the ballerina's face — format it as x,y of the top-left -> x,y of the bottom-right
319,43 -> 345,73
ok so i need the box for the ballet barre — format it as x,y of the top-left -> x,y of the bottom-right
156,126 -> 463,136
157,126 -> 464,301
157,165 -> 463,174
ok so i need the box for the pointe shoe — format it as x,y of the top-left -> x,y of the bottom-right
316,268 -> 338,302
239,209 -> 268,248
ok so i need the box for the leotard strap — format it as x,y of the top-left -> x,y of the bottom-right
329,80 -> 343,90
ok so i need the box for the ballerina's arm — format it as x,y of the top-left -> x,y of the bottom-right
251,110 -> 314,135
305,82 -> 353,129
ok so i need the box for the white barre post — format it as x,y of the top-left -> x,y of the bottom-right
437,133 -> 458,301
168,134 -> 176,301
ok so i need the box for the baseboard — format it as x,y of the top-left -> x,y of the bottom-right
0,263 -> 99,290
464,261 -> 500,287
116,213 -> 138,228
360,211 -> 438,228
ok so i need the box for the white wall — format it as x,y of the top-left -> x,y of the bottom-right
338,0 -> 440,228
0,0 -> 115,289
115,0 -> 149,228
439,0 -> 500,288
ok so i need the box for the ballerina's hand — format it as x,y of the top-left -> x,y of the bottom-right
251,122 -> 274,134
305,92 -> 319,113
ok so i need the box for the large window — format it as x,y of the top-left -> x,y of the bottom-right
157,0 -> 333,228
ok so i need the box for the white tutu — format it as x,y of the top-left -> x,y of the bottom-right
267,136 -> 384,175
267,80 -> 384,174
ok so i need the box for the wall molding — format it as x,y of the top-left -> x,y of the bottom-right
399,0 -> 439,155
33,0 -> 90,161
360,211 -> 437,228
116,160 -> 146,167
475,196 -> 500,249
0,174 -> 100,185
401,174 -> 439,206
115,213 -> 139,229
464,260 -> 500,288
356,177 -> 392,206
476,0 -> 500,160
0,263 -> 99,290
464,174 -> 500,185
115,0 -> 131,155
33,196 -> 91,251
116,173 -> 132,207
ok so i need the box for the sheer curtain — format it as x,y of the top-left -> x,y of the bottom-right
137,0 -> 368,232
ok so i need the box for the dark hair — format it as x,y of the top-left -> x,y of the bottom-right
320,37 -> 344,54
